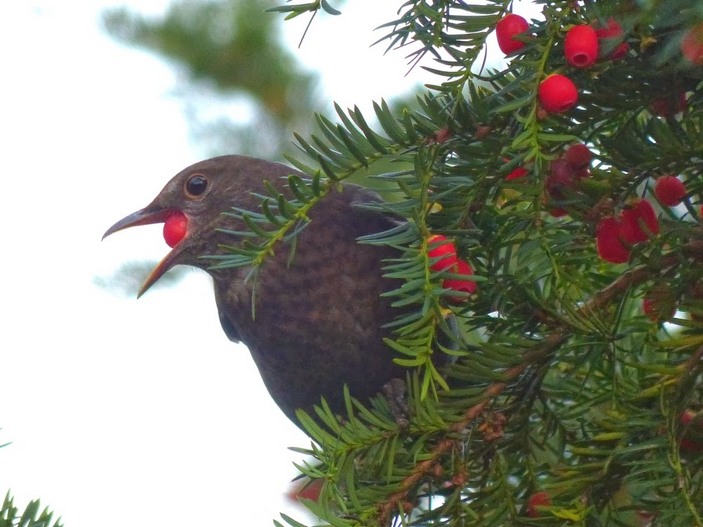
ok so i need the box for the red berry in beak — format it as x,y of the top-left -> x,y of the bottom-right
163,211 -> 188,248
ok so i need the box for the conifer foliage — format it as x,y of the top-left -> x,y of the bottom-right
229,1 -> 703,525
0,492 -> 63,527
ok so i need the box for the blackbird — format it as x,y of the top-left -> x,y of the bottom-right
104,155 -> 405,427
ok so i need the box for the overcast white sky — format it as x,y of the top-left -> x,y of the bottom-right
0,1 -> 534,526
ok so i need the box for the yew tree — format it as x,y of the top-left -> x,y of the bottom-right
244,1 -> 703,526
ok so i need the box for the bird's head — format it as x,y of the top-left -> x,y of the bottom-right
103,155 -> 293,297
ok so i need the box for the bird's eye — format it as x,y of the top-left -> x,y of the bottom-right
185,174 -> 208,198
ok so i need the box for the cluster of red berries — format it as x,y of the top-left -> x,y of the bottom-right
545,143 -> 593,215
649,22 -> 698,117
427,234 -> 477,302
504,143 -> 594,216
496,14 -> 630,114
496,14 -> 703,116
596,174 -> 688,264
596,199 -> 660,264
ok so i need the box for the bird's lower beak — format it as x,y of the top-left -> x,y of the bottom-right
103,207 -> 180,298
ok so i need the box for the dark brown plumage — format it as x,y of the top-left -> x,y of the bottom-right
104,155 -> 404,426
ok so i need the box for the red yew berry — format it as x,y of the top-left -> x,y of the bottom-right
548,207 -> 568,218
546,158 -> 577,200
503,157 -> 528,180
650,92 -> 687,117
442,259 -> 477,301
620,199 -> 659,244
642,293 -> 675,322
681,409 -> 701,428
682,23 -> 703,66
564,143 -> 593,170
574,167 -> 590,180
427,235 -> 458,272
564,25 -> 599,68
506,166 -> 528,180
610,42 -> 629,60
595,18 -> 629,60
642,296 -> 658,321
596,216 -> 630,263
288,477 -> 324,503
475,125 -> 492,139
526,491 -> 551,518
496,14 -> 529,54
432,126 -> 452,144
680,410 -> 703,453
595,18 -> 622,39
538,74 -> 578,113
679,437 -> 703,453
163,211 -> 188,248
654,175 -> 686,206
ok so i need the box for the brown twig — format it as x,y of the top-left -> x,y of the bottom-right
684,344 -> 703,372
377,334 -> 566,524
556,239 -> 703,326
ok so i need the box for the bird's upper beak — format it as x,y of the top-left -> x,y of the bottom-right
103,206 -> 182,298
